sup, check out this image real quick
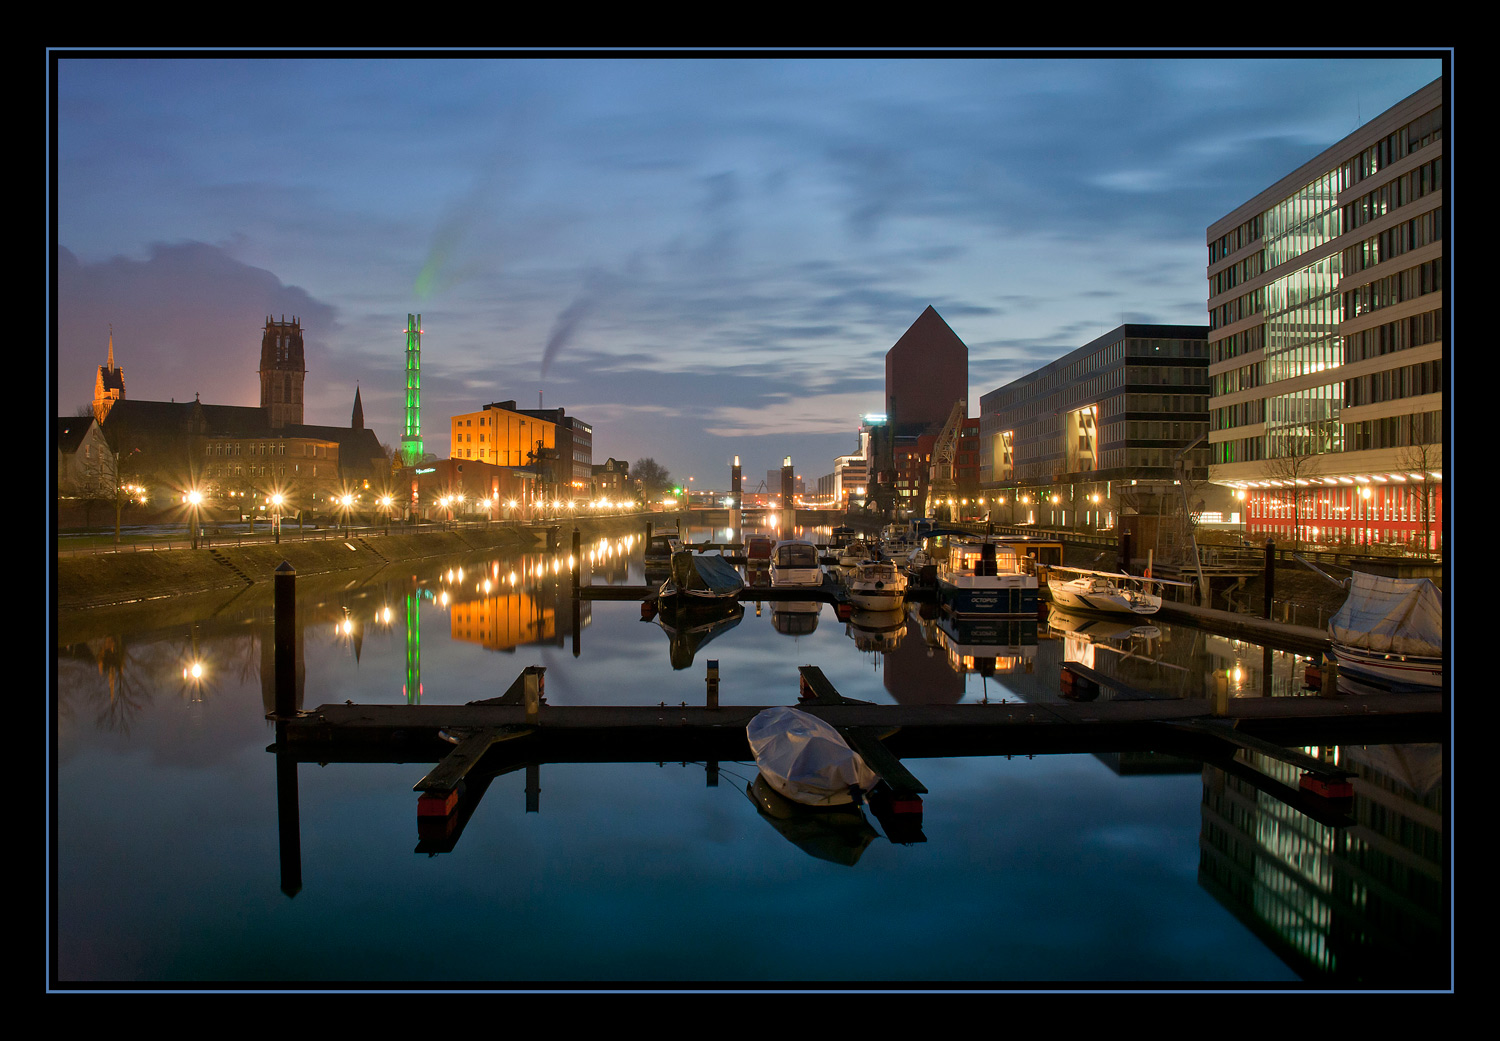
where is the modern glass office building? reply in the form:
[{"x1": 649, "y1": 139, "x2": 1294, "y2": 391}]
[
  {"x1": 978, "y1": 323, "x2": 1214, "y2": 532},
  {"x1": 1205, "y1": 78, "x2": 1444, "y2": 552}
]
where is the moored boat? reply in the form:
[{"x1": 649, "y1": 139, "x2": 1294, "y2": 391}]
[
  {"x1": 745, "y1": 705, "x2": 879, "y2": 807},
  {"x1": 1327, "y1": 571, "x2": 1443, "y2": 690},
  {"x1": 844, "y1": 557, "x2": 908, "y2": 612},
  {"x1": 770, "y1": 538, "x2": 824, "y2": 590},
  {"x1": 1045, "y1": 566, "x2": 1185, "y2": 617},
  {"x1": 934, "y1": 538, "x2": 1039, "y2": 618},
  {"x1": 656, "y1": 548, "x2": 745, "y2": 613}
]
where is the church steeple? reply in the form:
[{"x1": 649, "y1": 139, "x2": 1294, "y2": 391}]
[
  {"x1": 352, "y1": 384, "x2": 364, "y2": 430},
  {"x1": 93, "y1": 325, "x2": 125, "y2": 424}
]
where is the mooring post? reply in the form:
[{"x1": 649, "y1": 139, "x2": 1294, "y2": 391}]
[
  {"x1": 274, "y1": 560, "x2": 297, "y2": 718},
  {"x1": 1263, "y1": 538, "x2": 1276, "y2": 620},
  {"x1": 1321, "y1": 653, "x2": 1339, "y2": 697},
  {"x1": 706, "y1": 658, "x2": 720, "y2": 708},
  {"x1": 523, "y1": 665, "x2": 544, "y2": 724}
]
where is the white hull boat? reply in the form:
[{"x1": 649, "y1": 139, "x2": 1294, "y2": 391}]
[{"x1": 844, "y1": 558, "x2": 908, "y2": 611}]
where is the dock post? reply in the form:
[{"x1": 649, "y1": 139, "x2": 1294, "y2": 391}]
[
  {"x1": 706, "y1": 658, "x2": 719, "y2": 708},
  {"x1": 1263, "y1": 538, "x2": 1275, "y2": 619},
  {"x1": 1213, "y1": 670, "x2": 1229, "y2": 716},
  {"x1": 1320, "y1": 653, "x2": 1339, "y2": 697},
  {"x1": 523, "y1": 665, "x2": 544, "y2": 724},
  {"x1": 274, "y1": 560, "x2": 297, "y2": 718}
]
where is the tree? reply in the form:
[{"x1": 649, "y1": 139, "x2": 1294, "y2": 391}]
[
  {"x1": 1397, "y1": 437, "x2": 1443, "y2": 558},
  {"x1": 1262, "y1": 432, "x2": 1321, "y2": 553},
  {"x1": 633, "y1": 457, "x2": 671, "y2": 498}
]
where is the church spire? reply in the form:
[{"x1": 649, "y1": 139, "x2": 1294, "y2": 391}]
[{"x1": 352, "y1": 383, "x2": 364, "y2": 430}]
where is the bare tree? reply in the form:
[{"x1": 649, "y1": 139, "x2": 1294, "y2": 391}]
[
  {"x1": 1397, "y1": 438, "x2": 1443, "y2": 558},
  {"x1": 1262, "y1": 433, "x2": 1321, "y2": 553}
]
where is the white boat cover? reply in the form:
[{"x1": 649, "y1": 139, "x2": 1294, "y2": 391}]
[
  {"x1": 1328, "y1": 571, "x2": 1443, "y2": 657},
  {"x1": 746, "y1": 706, "x2": 878, "y2": 807}
]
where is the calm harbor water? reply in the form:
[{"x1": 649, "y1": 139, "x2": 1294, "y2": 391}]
[{"x1": 52, "y1": 523, "x2": 1447, "y2": 989}]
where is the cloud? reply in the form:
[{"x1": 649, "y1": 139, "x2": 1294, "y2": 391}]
[{"x1": 55, "y1": 242, "x2": 339, "y2": 414}]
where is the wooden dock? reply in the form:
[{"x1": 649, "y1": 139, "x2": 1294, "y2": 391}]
[{"x1": 272, "y1": 666, "x2": 1442, "y2": 779}]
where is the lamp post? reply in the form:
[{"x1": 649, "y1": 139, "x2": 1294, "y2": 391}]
[
  {"x1": 340, "y1": 493, "x2": 354, "y2": 537},
  {"x1": 187, "y1": 489, "x2": 203, "y2": 549},
  {"x1": 271, "y1": 492, "x2": 285, "y2": 544},
  {"x1": 380, "y1": 495, "x2": 393, "y2": 535}
]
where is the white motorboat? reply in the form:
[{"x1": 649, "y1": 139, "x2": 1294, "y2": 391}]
[
  {"x1": 770, "y1": 539, "x2": 824, "y2": 590},
  {"x1": 745, "y1": 706, "x2": 879, "y2": 807},
  {"x1": 836, "y1": 538, "x2": 873, "y2": 568},
  {"x1": 1328, "y1": 571, "x2": 1443, "y2": 690},
  {"x1": 844, "y1": 557, "x2": 908, "y2": 612},
  {"x1": 1046, "y1": 567, "x2": 1185, "y2": 617}
]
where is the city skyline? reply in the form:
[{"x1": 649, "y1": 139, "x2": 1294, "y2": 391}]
[{"x1": 53, "y1": 51, "x2": 1445, "y2": 490}]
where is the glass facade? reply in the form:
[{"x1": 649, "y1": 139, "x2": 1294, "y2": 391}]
[{"x1": 1205, "y1": 79, "x2": 1444, "y2": 552}]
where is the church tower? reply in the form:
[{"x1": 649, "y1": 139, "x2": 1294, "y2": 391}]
[
  {"x1": 93, "y1": 326, "x2": 125, "y2": 424},
  {"x1": 259, "y1": 316, "x2": 306, "y2": 429}
]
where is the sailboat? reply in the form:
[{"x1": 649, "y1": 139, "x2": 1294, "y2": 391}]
[{"x1": 1045, "y1": 566, "x2": 1189, "y2": 617}]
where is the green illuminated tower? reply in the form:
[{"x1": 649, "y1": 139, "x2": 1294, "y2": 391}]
[{"x1": 400, "y1": 314, "x2": 423, "y2": 465}]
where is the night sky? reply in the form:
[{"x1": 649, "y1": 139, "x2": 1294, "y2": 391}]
[{"x1": 52, "y1": 52, "x2": 1444, "y2": 491}]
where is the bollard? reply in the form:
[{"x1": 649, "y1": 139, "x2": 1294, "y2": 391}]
[
  {"x1": 274, "y1": 560, "x2": 297, "y2": 718},
  {"x1": 706, "y1": 658, "x2": 720, "y2": 708},
  {"x1": 1321, "y1": 653, "x2": 1339, "y2": 697},
  {"x1": 523, "y1": 665, "x2": 545, "y2": 724},
  {"x1": 1213, "y1": 670, "x2": 1229, "y2": 716}
]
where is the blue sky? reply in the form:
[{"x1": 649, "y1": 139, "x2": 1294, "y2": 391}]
[{"x1": 52, "y1": 51, "x2": 1445, "y2": 492}]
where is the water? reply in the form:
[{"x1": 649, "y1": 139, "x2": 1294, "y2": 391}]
[{"x1": 53, "y1": 523, "x2": 1447, "y2": 989}]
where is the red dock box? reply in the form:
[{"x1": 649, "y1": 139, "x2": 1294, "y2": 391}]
[{"x1": 417, "y1": 788, "x2": 460, "y2": 816}]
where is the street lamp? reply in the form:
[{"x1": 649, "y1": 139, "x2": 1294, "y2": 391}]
[
  {"x1": 187, "y1": 489, "x2": 203, "y2": 549},
  {"x1": 271, "y1": 492, "x2": 285, "y2": 544},
  {"x1": 340, "y1": 493, "x2": 354, "y2": 536},
  {"x1": 380, "y1": 495, "x2": 393, "y2": 535}
]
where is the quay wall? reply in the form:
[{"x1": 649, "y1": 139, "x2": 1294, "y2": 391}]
[{"x1": 55, "y1": 513, "x2": 656, "y2": 613}]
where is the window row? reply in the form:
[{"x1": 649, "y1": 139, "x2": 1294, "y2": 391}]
[
  {"x1": 1343, "y1": 359, "x2": 1444, "y2": 408},
  {"x1": 1344, "y1": 105, "x2": 1442, "y2": 187},
  {"x1": 1343, "y1": 156, "x2": 1443, "y2": 232},
  {"x1": 1208, "y1": 213, "x2": 1263, "y2": 265},
  {"x1": 1343, "y1": 205, "x2": 1442, "y2": 276},
  {"x1": 1343, "y1": 258, "x2": 1442, "y2": 318},
  {"x1": 1343, "y1": 410, "x2": 1443, "y2": 452},
  {"x1": 1343, "y1": 307, "x2": 1443, "y2": 364},
  {"x1": 1209, "y1": 324, "x2": 1264, "y2": 366}
]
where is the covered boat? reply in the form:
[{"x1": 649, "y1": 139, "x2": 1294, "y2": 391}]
[
  {"x1": 656, "y1": 548, "x2": 745, "y2": 612},
  {"x1": 746, "y1": 706, "x2": 878, "y2": 807},
  {"x1": 1327, "y1": 572, "x2": 1443, "y2": 690}
]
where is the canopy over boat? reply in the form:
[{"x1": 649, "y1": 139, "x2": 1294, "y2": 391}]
[
  {"x1": 746, "y1": 706, "x2": 878, "y2": 807},
  {"x1": 1047, "y1": 565, "x2": 1193, "y2": 587},
  {"x1": 663, "y1": 549, "x2": 745, "y2": 600},
  {"x1": 1328, "y1": 571, "x2": 1443, "y2": 657}
]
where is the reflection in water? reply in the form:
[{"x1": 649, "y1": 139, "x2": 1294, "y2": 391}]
[
  {"x1": 1197, "y1": 742, "x2": 1444, "y2": 985},
  {"x1": 745, "y1": 774, "x2": 880, "y2": 867},
  {"x1": 55, "y1": 520, "x2": 1447, "y2": 985},
  {"x1": 655, "y1": 601, "x2": 744, "y2": 671}
]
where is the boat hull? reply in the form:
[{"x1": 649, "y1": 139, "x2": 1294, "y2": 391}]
[
  {"x1": 1331, "y1": 643, "x2": 1443, "y2": 690},
  {"x1": 1048, "y1": 580, "x2": 1160, "y2": 617},
  {"x1": 936, "y1": 574, "x2": 1038, "y2": 618}
]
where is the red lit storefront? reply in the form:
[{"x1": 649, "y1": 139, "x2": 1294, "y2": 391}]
[{"x1": 1243, "y1": 479, "x2": 1443, "y2": 553}]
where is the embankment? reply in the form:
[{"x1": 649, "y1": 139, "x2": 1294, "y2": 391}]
[{"x1": 55, "y1": 513, "x2": 663, "y2": 613}]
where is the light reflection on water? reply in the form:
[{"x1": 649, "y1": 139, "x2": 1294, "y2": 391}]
[{"x1": 52, "y1": 522, "x2": 1445, "y2": 987}]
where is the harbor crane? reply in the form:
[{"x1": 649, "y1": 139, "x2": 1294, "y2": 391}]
[{"x1": 927, "y1": 401, "x2": 965, "y2": 520}]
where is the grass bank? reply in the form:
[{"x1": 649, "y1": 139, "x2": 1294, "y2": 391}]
[{"x1": 55, "y1": 513, "x2": 664, "y2": 612}]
